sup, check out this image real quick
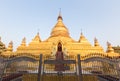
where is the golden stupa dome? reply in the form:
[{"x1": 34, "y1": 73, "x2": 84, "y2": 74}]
[{"x1": 50, "y1": 13, "x2": 70, "y2": 37}]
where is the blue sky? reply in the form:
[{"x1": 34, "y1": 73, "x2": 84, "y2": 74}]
[{"x1": 0, "y1": 0, "x2": 120, "y2": 51}]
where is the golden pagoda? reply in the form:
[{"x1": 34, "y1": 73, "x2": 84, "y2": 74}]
[
  {"x1": 1, "y1": 12, "x2": 119, "y2": 58},
  {"x1": 0, "y1": 37, "x2": 6, "y2": 54}
]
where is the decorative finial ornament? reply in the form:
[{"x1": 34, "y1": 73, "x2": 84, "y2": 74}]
[
  {"x1": 107, "y1": 41, "x2": 111, "y2": 47},
  {"x1": 80, "y1": 29, "x2": 83, "y2": 36},
  {"x1": 94, "y1": 37, "x2": 98, "y2": 43},
  {"x1": 94, "y1": 37, "x2": 99, "y2": 46},
  {"x1": 57, "y1": 8, "x2": 63, "y2": 21},
  {"x1": 21, "y1": 37, "x2": 26, "y2": 46},
  {"x1": 94, "y1": 37, "x2": 97, "y2": 42},
  {"x1": 106, "y1": 41, "x2": 114, "y2": 53},
  {"x1": 59, "y1": 8, "x2": 61, "y2": 16},
  {"x1": 32, "y1": 32, "x2": 41, "y2": 42},
  {"x1": 79, "y1": 31, "x2": 85, "y2": 42},
  {"x1": 22, "y1": 37, "x2": 26, "y2": 43},
  {"x1": 9, "y1": 41, "x2": 13, "y2": 47},
  {"x1": 7, "y1": 41, "x2": 13, "y2": 52},
  {"x1": 37, "y1": 32, "x2": 39, "y2": 36}
]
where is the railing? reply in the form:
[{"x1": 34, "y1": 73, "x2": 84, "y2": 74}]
[
  {"x1": 1, "y1": 73, "x2": 22, "y2": 81},
  {"x1": 0, "y1": 55, "x2": 40, "y2": 81},
  {"x1": 0, "y1": 54, "x2": 120, "y2": 81}
]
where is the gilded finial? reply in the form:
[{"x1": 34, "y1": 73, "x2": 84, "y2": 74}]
[
  {"x1": 79, "y1": 32, "x2": 84, "y2": 42},
  {"x1": 94, "y1": 37, "x2": 97, "y2": 42},
  {"x1": 7, "y1": 41, "x2": 13, "y2": 52},
  {"x1": 80, "y1": 28, "x2": 83, "y2": 36},
  {"x1": 94, "y1": 37, "x2": 99, "y2": 46},
  {"x1": 80, "y1": 31, "x2": 83, "y2": 37},
  {"x1": 107, "y1": 41, "x2": 111, "y2": 47},
  {"x1": 22, "y1": 37, "x2": 26, "y2": 43},
  {"x1": 59, "y1": 8, "x2": 61, "y2": 16},
  {"x1": 106, "y1": 41, "x2": 114, "y2": 53},
  {"x1": 9, "y1": 41, "x2": 13, "y2": 45},
  {"x1": 21, "y1": 37, "x2": 26, "y2": 46},
  {"x1": 9, "y1": 41, "x2": 13, "y2": 47},
  {"x1": 57, "y1": 8, "x2": 63, "y2": 21},
  {"x1": 37, "y1": 32, "x2": 39, "y2": 36},
  {"x1": 32, "y1": 32, "x2": 41, "y2": 42}
]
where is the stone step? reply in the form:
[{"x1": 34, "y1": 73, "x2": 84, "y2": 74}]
[{"x1": 22, "y1": 74, "x2": 98, "y2": 81}]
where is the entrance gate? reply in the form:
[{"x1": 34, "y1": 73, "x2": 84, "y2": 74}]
[{"x1": 41, "y1": 55, "x2": 79, "y2": 81}]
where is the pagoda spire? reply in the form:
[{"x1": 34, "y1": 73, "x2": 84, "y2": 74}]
[
  {"x1": 80, "y1": 29, "x2": 83, "y2": 38},
  {"x1": 0, "y1": 37, "x2": 6, "y2": 53},
  {"x1": 94, "y1": 37, "x2": 100, "y2": 46},
  {"x1": 79, "y1": 32, "x2": 84, "y2": 41},
  {"x1": 78, "y1": 32, "x2": 91, "y2": 45},
  {"x1": 34, "y1": 32, "x2": 41, "y2": 41},
  {"x1": 21, "y1": 37, "x2": 26, "y2": 46},
  {"x1": 57, "y1": 8, "x2": 63, "y2": 21},
  {"x1": 30, "y1": 32, "x2": 41, "y2": 43},
  {"x1": 7, "y1": 41, "x2": 13, "y2": 52},
  {"x1": 50, "y1": 10, "x2": 70, "y2": 37},
  {"x1": 106, "y1": 41, "x2": 114, "y2": 53}
]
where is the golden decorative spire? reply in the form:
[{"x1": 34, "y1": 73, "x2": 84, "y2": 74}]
[
  {"x1": 7, "y1": 41, "x2": 13, "y2": 52},
  {"x1": 57, "y1": 8, "x2": 63, "y2": 21},
  {"x1": 106, "y1": 41, "x2": 114, "y2": 53},
  {"x1": 28, "y1": 32, "x2": 41, "y2": 46},
  {"x1": 32, "y1": 32, "x2": 41, "y2": 42},
  {"x1": 79, "y1": 32, "x2": 85, "y2": 41},
  {"x1": 21, "y1": 37, "x2": 26, "y2": 46},
  {"x1": 8, "y1": 41, "x2": 13, "y2": 48},
  {"x1": 0, "y1": 37, "x2": 6, "y2": 52},
  {"x1": 80, "y1": 32, "x2": 84, "y2": 39},
  {"x1": 50, "y1": 11, "x2": 70, "y2": 37},
  {"x1": 79, "y1": 32, "x2": 91, "y2": 45},
  {"x1": 94, "y1": 37, "x2": 100, "y2": 46}
]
